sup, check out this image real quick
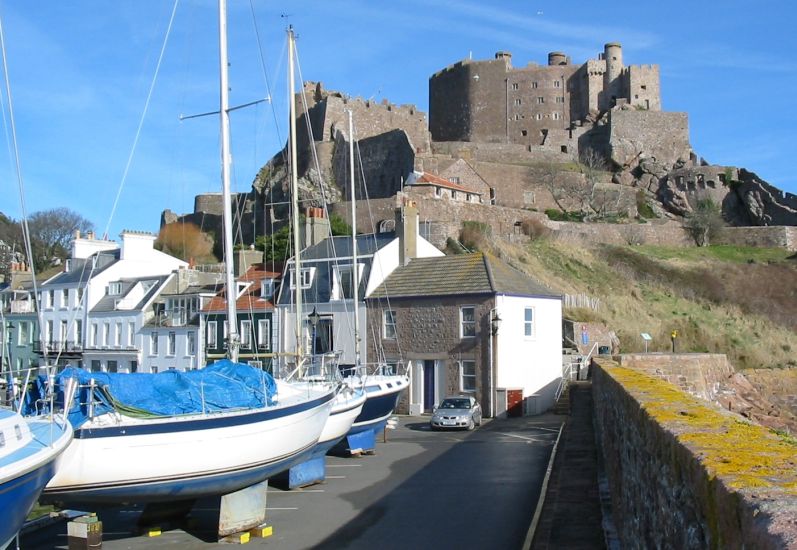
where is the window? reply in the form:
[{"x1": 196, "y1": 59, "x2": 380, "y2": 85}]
[
  {"x1": 167, "y1": 331, "x2": 176, "y2": 355},
  {"x1": 535, "y1": 113, "x2": 543, "y2": 120},
  {"x1": 103, "y1": 323, "x2": 110, "y2": 346},
  {"x1": 536, "y1": 96, "x2": 544, "y2": 104},
  {"x1": 554, "y1": 80, "x2": 561, "y2": 88},
  {"x1": 314, "y1": 319, "x2": 334, "y2": 354},
  {"x1": 552, "y1": 112, "x2": 561, "y2": 120},
  {"x1": 75, "y1": 320, "x2": 82, "y2": 345},
  {"x1": 461, "y1": 360, "x2": 476, "y2": 392},
  {"x1": 77, "y1": 287, "x2": 84, "y2": 304},
  {"x1": 521, "y1": 130, "x2": 528, "y2": 137},
  {"x1": 60, "y1": 320, "x2": 68, "y2": 343},
  {"x1": 90, "y1": 360, "x2": 101, "y2": 372},
  {"x1": 261, "y1": 279, "x2": 275, "y2": 300},
  {"x1": 150, "y1": 332, "x2": 158, "y2": 355},
  {"x1": 513, "y1": 98, "x2": 521, "y2": 106},
  {"x1": 289, "y1": 268, "x2": 313, "y2": 289},
  {"x1": 46, "y1": 320, "x2": 53, "y2": 344},
  {"x1": 114, "y1": 323, "x2": 122, "y2": 346},
  {"x1": 90, "y1": 323, "x2": 98, "y2": 347},
  {"x1": 383, "y1": 310, "x2": 397, "y2": 340},
  {"x1": 128, "y1": 322, "x2": 135, "y2": 346},
  {"x1": 257, "y1": 319, "x2": 270, "y2": 349},
  {"x1": 130, "y1": 360, "x2": 138, "y2": 373},
  {"x1": 61, "y1": 289, "x2": 68, "y2": 308},
  {"x1": 47, "y1": 290, "x2": 54, "y2": 308},
  {"x1": 555, "y1": 96, "x2": 565, "y2": 103},
  {"x1": 532, "y1": 81, "x2": 538, "y2": 89},
  {"x1": 108, "y1": 282, "x2": 122, "y2": 296},
  {"x1": 151, "y1": 366, "x2": 159, "y2": 374},
  {"x1": 187, "y1": 332, "x2": 196, "y2": 355},
  {"x1": 334, "y1": 266, "x2": 356, "y2": 300},
  {"x1": 460, "y1": 306, "x2": 476, "y2": 338},
  {"x1": 511, "y1": 82, "x2": 518, "y2": 90},
  {"x1": 240, "y1": 321, "x2": 252, "y2": 348},
  {"x1": 524, "y1": 307, "x2": 535, "y2": 337},
  {"x1": 107, "y1": 360, "x2": 118, "y2": 373},
  {"x1": 207, "y1": 321, "x2": 217, "y2": 348},
  {"x1": 18, "y1": 322, "x2": 29, "y2": 345},
  {"x1": 448, "y1": 176, "x2": 460, "y2": 184}
]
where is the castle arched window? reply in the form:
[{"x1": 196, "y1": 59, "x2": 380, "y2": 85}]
[
  {"x1": 511, "y1": 83, "x2": 519, "y2": 90},
  {"x1": 535, "y1": 113, "x2": 543, "y2": 120},
  {"x1": 514, "y1": 98, "x2": 522, "y2": 106}
]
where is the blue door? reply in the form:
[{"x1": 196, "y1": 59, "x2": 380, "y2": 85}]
[{"x1": 423, "y1": 360, "x2": 435, "y2": 412}]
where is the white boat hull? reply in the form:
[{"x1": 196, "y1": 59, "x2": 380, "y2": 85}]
[{"x1": 43, "y1": 383, "x2": 334, "y2": 503}]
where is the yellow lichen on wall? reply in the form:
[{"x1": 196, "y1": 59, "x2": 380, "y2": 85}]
[{"x1": 599, "y1": 360, "x2": 797, "y2": 494}]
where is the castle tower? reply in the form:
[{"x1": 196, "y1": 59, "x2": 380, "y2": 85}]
[
  {"x1": 603, "y1": 42, "x2": 624, "y2": 108},
  {"x1": 548, "y1": 51, "x2": 568, "y2": 66}
]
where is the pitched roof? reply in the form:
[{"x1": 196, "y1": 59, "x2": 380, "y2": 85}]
[
  {"x1": 91, "y1": 275, "x2": 170, "y2": 313},
  {"x1": 43, "y1": 250, "x2": 120, "y2": 286},
  {"x1": 410, "y1": 171, "x2": 481, "y2": 194},
  {"x1": 202, "y1": 263, "x2": 279, "y2": 313},
  {"x1": 367, "y1": 252, "x2": 559, "y2": 299}
]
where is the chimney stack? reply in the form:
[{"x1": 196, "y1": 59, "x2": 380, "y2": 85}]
[
  {"x1": 396, "y1": 201, "x2": 419, "y2": 266},
  {"x1": 234, "y1": 245, "x2": 263, "y2": 277},
  {"x1": 303, "y1": 207, "x2": 331, "y2": 249}
]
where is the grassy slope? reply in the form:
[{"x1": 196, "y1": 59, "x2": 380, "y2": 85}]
[{"x1": 500, "y1": 239, "x2": 797, "y2": 370}]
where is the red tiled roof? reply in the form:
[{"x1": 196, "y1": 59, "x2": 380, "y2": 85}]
[
  {"x1": 412, "y1": 172, "x2": 481, "y2": 194},
  {"x1": 201, "y1": 263, "x2": 279, "y2": 313}
]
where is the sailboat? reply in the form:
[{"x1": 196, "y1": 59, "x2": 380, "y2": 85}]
[
  {"x1": 274, "y1": 32, "x2": 366, "y2": 489},
  {"x1": 0, "y1": 408, "x2": 72, "y2": 549},
  {"x1": 36, "y1": 1, "x2": 335, "y2": 507}
]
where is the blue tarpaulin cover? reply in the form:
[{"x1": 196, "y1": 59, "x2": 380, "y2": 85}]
[{"x1": 25, "y1": 360, "x2": 277, "y2": 428}]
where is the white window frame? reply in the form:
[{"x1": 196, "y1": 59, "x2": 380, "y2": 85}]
[
  {"x1": 102, "y1": 322, "x2": 110, "y2": 346},
  {"x1": 460, "y1": 360, "x2": 476, "y2": 392},
  {"x1": 187, "y1": 332, "x2": 196, "y2": 355},
  {"x1": 257, "y1": 319, "x2": 270, "y2": 349},
  {"x1": 75, "y1": 320, "x2": 82, "y2": 345},
  {"x1": 108, "y1": 282, "x2": 122, "y2": 296},
  {"x1": 524, "y1": 307, "x2": 535, "y2": 338},
  {"x1": 167, "y1": 331, "x2": 176, "y2": 356},
  {"x1": 127, "y1": 322, "x2": 135, "y2": 347},
  {"x1": 60, "y1": 289, "x2": 68, "y2": 309},
  {"x1": 460, "y1": 306, "x2": 476, "y2": 339},
  {"x1": 207, "y1": 321, "x2": 218, "y2": 348},
  {"x1": 383, "y1": 310, "x2": 397, "y2": 340},
  {"x1": 90, "y1": 323, "x2": 98, "y2": 347},
  {"x1": 150, "y1": 332, "x2": 158, "y2": 355},
  {"x1": 240, "y1": 320, "x2": 252, "y2": 348},
  {"x1": 289, "y1": 267, "x2": 314, "y2": 290},
  {"x1": 261, "y1": 279, "x2": 275, "y2": 299},
  {"x1": 114, "y1": 322, "x2": 122, "y2": 346}
]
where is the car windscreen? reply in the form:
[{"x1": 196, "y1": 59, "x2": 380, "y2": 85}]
[{"x1": 440, "y1": 399, "x2": 470, "y2": 409}]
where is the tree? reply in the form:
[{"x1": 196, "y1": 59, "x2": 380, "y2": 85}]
[
  {"x1": 27, "y1": 208, "x2": 94, "y2": 271},
  {"x1": 155, "y1": 222, "x2": 216, "y2": 263},
  {"x1": 255, "y1": 224, "x2": 292, "y2": 263},
  {"x1": 684, "y1": 198, "x2": 724, "y2": 246}
]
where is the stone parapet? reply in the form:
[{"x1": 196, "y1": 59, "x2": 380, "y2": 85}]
[
  {"x1": 593, "y1": 358, "x2": 797, "y2": 549},
  {"x1": 716, "y1": 226, "x2": 797, "y2": 251},
  {"x1": 616, "y1": 353, "x2": 734, "y2": 402}
]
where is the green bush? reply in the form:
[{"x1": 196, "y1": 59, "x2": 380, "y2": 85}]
[{"x1": 545, "y1": 209, "x2": 584, "y2": 222}]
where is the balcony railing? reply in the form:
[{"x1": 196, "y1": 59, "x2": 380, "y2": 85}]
[
  {"x1": 10, "y1": 300, "x2": 34, "y2": 314},
  {"x1": 33, "y1": 341, "x2": 83, "y2": 354}
]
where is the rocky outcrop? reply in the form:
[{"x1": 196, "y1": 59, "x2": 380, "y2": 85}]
[{"x1": 733, "y1": 169, "x2": 797, "y2": 226}]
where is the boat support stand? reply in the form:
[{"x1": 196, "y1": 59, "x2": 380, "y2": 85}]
[{"x1": 218, "y1": 479, "x2": 271, "y2": 543}]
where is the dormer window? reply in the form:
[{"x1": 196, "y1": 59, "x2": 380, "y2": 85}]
[
  {"x1": 108, "y1": 282, "x2": 122, "y2": 296},
  {"x1": 261, "y1": 279, "x2": 275, "y2": 300},
  {"x1": 289, "y1": 268, "x2": 314, "y2": 290},
  {"x1": 236, "y1": 282, "x2": 249, "y2": 298}
]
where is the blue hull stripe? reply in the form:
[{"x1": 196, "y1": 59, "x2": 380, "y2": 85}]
[
  {"x1": 351, "y1": 390, "x2": 401, "y2": 428},
  {"x1": 75, "y1": 391, "x2": 334, "y2": 439},
  {"x1": 0, "y1": 460, "x2": 57, "y2": 545}
]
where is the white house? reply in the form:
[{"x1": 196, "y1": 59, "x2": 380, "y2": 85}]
[{"x1": 36, "y1": 230, "x2": 187, "y2": 368}]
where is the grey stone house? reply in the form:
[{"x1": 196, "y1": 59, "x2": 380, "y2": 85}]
[{"x1": 366, "y1": 252, "x2": 562, "y2": 417}]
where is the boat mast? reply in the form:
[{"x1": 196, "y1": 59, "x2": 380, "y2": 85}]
[
  {"x1": 288, "y1": 27, "x2": 304, "y2": 362},
  {"x1": 348, "y1": 111, "x2": 361, "y2": 372},
  {"x1": 219, "y1": 0, "x2": 239, "y2": 362}
]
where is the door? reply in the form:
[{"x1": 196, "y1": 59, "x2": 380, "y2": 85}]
[
  {"x1": 507, "y1": 389, "x2": 523, "y2": 417},
  {"x1": 423, "y1": 360, "x2": 436, "y2": 412}
]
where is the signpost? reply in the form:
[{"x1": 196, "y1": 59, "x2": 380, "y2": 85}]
[{"x1": 640, "y1": 333, "x2": 652, "y2": 353}]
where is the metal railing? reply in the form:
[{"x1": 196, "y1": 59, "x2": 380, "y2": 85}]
[{"x1": 554, "y1": 342, "x2": 599, "y2": 404}]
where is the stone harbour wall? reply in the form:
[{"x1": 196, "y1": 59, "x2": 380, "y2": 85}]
[
  {"x1": 616, "y1": 353, "x2": 734, "y2": 402},
  {"x1": 592, "y1": 358, "x2": 797, "y2": 549}
]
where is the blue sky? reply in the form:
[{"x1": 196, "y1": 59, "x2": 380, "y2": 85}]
[{"x1": 1, "y1": 1, "x2": 795, "y2": 237}]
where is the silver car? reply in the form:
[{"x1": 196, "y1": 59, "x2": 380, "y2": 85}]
[{"x1": 430, "y1": 396, "x2": 482, "y2": 430}]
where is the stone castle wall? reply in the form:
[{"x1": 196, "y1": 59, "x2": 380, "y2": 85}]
[
  {"x1": 609, "y1": 109, "x2": 691, "y2": 168},
  {"x1": 715, "y1": 225, "x2": 797, "y2": 251},
  {"x1": 593, "y1": 358, "x2": 797, "y2": 549},
  {"x1": 429, "y1": 43, "x2": 662, "y2": 146},
  {"x1": 615, "y1": 353, "x2": 734, "y2": 402}
]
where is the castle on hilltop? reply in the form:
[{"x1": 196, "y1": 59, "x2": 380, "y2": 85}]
[{"x1": 430, "y1": 43, "x2": 661, "y2": 148}]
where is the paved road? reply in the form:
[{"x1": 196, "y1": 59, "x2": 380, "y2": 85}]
[{"x1": 22, "y1": 414, "x2": 562, "y2": 550}]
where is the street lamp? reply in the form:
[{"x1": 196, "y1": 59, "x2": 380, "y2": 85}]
[
  {"x1": 307, "y1": 307, "x2": 321, "y2": 356},
  {"x1": 490, "y1": 311, "x2": 502, "y2": 336}
]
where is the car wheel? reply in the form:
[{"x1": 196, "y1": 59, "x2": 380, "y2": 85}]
[{"x1": 467, "y1": 418, "x2": 475, "y2": 431}]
